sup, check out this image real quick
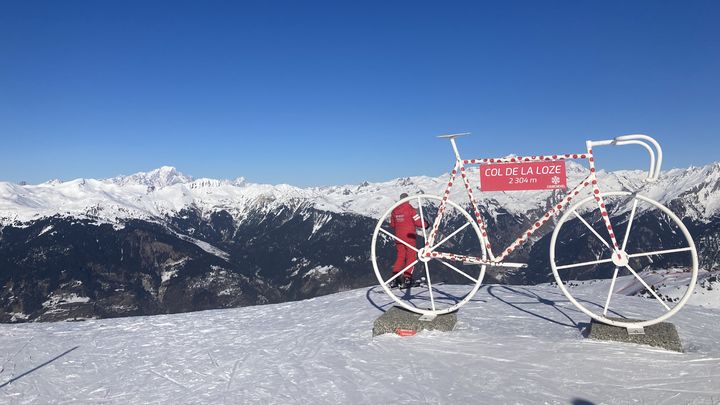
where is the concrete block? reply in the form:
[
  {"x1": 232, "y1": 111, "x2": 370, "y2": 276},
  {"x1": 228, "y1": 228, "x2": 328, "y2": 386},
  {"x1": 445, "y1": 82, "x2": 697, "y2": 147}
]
[
  {"x1": 588, "y1": 317, "x2": 683, "y2": 352},
  {"x1": 373, "y1": 306, "x2": 457, "y2": 337}
]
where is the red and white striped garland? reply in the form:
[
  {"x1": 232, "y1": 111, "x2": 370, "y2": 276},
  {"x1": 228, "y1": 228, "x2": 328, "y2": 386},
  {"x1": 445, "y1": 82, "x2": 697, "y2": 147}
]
[
  {"x1": 425, "y1": 147, "x2": 620, "y2": 263},
  {"x1": 462, "y1": 152, "x2": 589, "y2": 165}
]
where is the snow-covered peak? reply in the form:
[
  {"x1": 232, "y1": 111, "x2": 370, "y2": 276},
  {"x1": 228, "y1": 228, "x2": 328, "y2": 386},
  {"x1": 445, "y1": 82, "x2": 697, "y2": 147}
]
[
  {"x1": 233, "y1": 177, "x2": 247, "y2": 187},
  {"x1": 41, "y1": 179, "x2": 64, "y2": 186},
  {"x1": 0, "y1": 162, "x2": 718, "y2": 225},
  {"x1": 106, "y1": 166, "x2": 194, "y2": 189}
]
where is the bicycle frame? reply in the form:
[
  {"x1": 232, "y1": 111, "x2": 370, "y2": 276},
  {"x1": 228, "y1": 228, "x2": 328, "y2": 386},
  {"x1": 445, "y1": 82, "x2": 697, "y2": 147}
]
[
  {"x1": 423, "y1": 135, "x2": 662, "y2": 268},
  {"x1": 372, "y1": 132, "x2": 697, "y2": 324}
]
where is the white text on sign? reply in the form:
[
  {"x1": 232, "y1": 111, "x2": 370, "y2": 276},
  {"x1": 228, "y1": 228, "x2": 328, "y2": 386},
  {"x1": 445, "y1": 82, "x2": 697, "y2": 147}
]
[{"x1": 480, "y1": 161, "x2": 568, "y2": 191}]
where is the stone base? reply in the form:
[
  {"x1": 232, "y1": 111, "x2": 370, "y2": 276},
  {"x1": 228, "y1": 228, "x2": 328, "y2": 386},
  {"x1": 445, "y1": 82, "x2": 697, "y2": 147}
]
[
  {"x1": 588, "y1": 318, "x2": 683, "y2": 352},
  {"x1": 373, "y1": 306, "x2": 457, "y2": 337}
]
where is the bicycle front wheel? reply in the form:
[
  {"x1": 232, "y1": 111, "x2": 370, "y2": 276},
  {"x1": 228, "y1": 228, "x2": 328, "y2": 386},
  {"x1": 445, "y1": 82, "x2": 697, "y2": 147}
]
[
  {"x1": 371, "y1": 194, "x2": 487, "y2": 316},
  {"x1": 550, "y1": 192, "x2": 698, "y2": 328}
]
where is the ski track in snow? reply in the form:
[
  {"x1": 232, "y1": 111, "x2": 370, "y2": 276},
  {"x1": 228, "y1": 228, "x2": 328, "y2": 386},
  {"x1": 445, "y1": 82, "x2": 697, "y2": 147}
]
[{"x1": 0, "y1": 285, "x2": 719, "y2": 404}]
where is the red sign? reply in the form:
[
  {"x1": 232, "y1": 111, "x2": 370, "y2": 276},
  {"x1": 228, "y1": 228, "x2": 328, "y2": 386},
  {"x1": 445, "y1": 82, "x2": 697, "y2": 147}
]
[
  {"x1": 395, "y1": 328, "x2": 417, "y2": 337},
  {"x1": 480, "y1": 161, "x2": 567, "y2": 191}
]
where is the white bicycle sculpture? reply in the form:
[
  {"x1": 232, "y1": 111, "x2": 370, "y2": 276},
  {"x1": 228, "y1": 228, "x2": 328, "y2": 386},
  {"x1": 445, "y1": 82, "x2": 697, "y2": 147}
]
[{"x1": 371, "y1": 133, "x2": 698, "y2": 328}]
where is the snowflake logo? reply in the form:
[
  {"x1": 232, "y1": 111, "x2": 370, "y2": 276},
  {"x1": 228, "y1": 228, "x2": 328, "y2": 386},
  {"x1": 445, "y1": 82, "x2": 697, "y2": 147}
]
[{"x1": 551, "y1": 175, "x2": 560, "y2": 185}]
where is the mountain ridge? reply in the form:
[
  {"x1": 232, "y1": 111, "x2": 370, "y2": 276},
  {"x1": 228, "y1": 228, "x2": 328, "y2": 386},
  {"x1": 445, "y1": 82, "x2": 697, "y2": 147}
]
[
  {"x1": 2, "y1": 161, "x2": 719, "y2": 226},
  {"x1": 1, "y1": 162, "x2": 718, "y2": 323}
]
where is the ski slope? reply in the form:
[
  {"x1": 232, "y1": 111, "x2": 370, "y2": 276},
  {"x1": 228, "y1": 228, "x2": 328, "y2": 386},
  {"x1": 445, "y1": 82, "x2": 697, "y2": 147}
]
[{"x1": 1, "y1": 283, "x2": 719, "y2": 404}]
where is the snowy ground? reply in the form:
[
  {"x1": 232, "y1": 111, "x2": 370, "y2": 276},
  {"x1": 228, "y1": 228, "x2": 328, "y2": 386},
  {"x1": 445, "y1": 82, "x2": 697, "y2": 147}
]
[{"x1": 1, "y1": 283, "x2": 719, "y2": 404}]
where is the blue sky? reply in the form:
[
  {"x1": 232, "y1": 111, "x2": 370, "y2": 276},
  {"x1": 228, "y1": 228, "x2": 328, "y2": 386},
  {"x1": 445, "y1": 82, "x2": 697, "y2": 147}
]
[{"x1": 1, "y1": 1, "x2": 718, "y2": 186}]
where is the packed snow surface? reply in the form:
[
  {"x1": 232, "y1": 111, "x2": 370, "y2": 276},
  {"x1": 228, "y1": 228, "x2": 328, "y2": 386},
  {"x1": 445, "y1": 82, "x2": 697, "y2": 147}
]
[{"x1": 1, "y1": 284, "x2": 719, "y2": 404}]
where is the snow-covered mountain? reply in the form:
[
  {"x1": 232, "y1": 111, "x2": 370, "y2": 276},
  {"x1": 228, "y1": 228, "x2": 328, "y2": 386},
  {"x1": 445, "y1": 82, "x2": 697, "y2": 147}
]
[
  {"x1": 0, "y1": 162, "x2": 718, "y2": 322},
  {"x1": 2, "y1": 161, "x2": 720, "y2": 225},
  {"x1": 105, "y1": 165, "x2": 195, "y2": 189},
  {"x1": 0, "y1": 284, "x2": 718, "y2": 404}
]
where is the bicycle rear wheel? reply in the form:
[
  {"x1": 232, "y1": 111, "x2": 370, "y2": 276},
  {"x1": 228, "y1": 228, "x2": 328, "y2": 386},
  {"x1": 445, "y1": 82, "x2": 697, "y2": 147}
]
[
  {"x1": 370, "y1": 195, "x2": 487, "y2": 315},
  {"x1": 550, "y1": 192, "x2": 698, "y2": 328}
]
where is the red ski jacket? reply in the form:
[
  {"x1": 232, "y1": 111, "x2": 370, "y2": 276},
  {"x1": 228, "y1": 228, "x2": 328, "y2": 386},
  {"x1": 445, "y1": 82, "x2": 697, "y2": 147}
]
[{"x1": 390, "y1": 202, "x2": 426, "y2": 239}]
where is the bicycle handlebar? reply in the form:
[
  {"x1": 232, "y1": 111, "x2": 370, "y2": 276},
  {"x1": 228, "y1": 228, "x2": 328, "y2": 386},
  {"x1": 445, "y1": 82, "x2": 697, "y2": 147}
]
[{"x1": 590, "y1": 134, "x2": 663, "y2": 182}]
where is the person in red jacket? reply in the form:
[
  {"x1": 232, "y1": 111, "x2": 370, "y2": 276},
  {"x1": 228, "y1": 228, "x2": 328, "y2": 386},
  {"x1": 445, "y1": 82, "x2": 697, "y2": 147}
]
[{"x1": 389, "y1": 193, "x2": 428, "y2": 288}]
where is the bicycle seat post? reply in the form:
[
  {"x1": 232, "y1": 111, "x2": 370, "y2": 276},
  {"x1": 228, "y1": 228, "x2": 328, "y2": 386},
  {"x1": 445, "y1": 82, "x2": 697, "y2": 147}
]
[{"x1": 437, "y1": 132, "x2": 470, "y2": 161}]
